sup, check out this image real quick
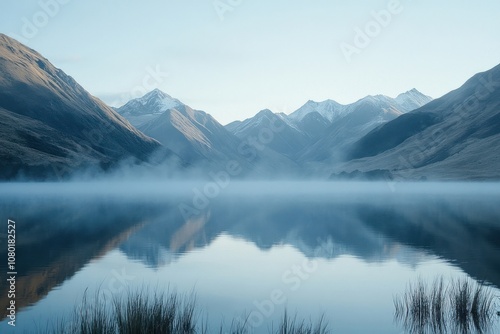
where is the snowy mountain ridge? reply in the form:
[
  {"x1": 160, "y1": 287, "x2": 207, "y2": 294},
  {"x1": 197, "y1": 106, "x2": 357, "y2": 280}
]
[
  {"x1": 288, "y1": 89, "x2": 432, "y2": 123},
  {"x1": 117, "y1": 88, "x2": 183, "y2": 117},
  {"x1": 288, "y1": 100, "x2": 349, "y2": 123}
]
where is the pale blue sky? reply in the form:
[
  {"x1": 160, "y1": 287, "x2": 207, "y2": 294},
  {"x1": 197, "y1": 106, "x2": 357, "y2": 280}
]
[{"x1": 2, "y1": 0, "x2": 500, "y2": 124}]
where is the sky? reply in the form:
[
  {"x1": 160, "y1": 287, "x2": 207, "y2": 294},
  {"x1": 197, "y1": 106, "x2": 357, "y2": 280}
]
[{"x1": 2, "y1": 0, "x2": 500, "y2": 125}]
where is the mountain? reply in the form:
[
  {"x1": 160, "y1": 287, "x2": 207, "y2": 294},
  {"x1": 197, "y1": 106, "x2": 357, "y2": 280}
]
[
  {"x1": 296, "y1": 112, "x2": 330, "y2": 140},
  {"x1": 226, "y1": 91, "x2": 432, "y2": 163},
  {"x1": 395, "y1": 88, "x2": 433, "y2": 112},
  {"x1": 116, "y1": 89, "x2": 184, "y2": 127},
  {"x1": 0, "y1": 34, "x2": 162, "y2": 180},
  {"x1": 138, "y1": 103, "x2": 244, "y2": 163},
  {"x1": 288, "y1": 90, "x2": 431, "y2": 125},
  {"x1": 335, "y1": 64, "x2": 500, "y2": 180},
  {"x1": 119, "y1": 92, "x2": 298, "y2": 173},
  {"x1": 225, "y1": 109, "x2": 310, "y2": 158},
  {"x1": 288, "y1": 99, "x2": 349, "y2": 123},
  {"x1": 298, "y1": 92, "x2": 432, "y2": 163}
]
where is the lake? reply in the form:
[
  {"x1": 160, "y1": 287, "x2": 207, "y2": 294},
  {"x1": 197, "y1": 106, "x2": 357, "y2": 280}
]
[{"x1": 1, "y1": 181, "x2": 500, "y2": 333}]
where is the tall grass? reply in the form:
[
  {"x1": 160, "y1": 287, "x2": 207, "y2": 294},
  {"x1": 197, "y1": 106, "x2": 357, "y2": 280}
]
[
  {"x1": 430, "y1": 277, "x2": 446, "y2": 333},
  {"x1": 113, "y1": 289, "x2": 196, "y2": 334},
  {"x1": 44, "y1": 288, "x2": 330, "y2": 334},
  {"x1": 276, "y1": 311, "x2": 328, "y2": 334},
  {"x1": 394, "y1": 276, "x2": 497, "y2": 334},
  {"x1": 76, "y1": 290, "x2": 116, "y2": 334}
]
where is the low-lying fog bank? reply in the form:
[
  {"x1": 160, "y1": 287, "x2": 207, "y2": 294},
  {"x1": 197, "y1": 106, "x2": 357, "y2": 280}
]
[{"x1": 1, "y1": 180, "x2": 500, "y2": 199}]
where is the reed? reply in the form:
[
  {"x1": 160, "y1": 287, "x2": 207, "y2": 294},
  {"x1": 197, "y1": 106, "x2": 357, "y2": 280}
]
[
  {"x1": 44, "y1": 288, "x2": 330, "y2": 334},
  {"x1": 276, "y1": 311, "x2": 328, "y2": 334},
  {"x1": 394, "y1": 276, "x2": 497, "y2": 333}
]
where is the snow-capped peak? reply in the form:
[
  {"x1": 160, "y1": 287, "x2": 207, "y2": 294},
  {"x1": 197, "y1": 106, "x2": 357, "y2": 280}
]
[
  {"x1": 288, "y1": 99, "x2": 348, "y2": 123},
  {"x1": 255, "y1": 109, "x2": 275, "y2": 118},
  {"x1": 287, "y1": 90, "x2": 433, "y2": 124},
  {"x1": 394, "y1": 89, "x2": 433, "y2": 112},
  {"x1": 142, "y1": 88, "x2": 169, "y2": 101},
  {"x1": 135, "y1": 89, "x2": 182, "y2": 112},
  {"x1": 117, "y1": 89, "x2": 184, "y2": 116}
]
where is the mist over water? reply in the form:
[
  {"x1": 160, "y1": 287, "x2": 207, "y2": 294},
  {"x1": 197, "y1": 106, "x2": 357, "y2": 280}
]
[
  {"x1": 1, "y1": 181, "x2": 500, "y2": 333},
  {"x1": 2, "y1": 180, "x2": 500, "y2": 198}
]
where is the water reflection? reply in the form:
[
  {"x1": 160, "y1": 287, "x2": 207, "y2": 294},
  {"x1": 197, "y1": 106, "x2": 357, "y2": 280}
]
[
  {"x1": 1, "y1": 183, "x2": 500, "y2": 329},
  {"x1": 0, "y1": 197, "x2": 163, "y2": 318},
  {"x1": 118, "y1": 193, "x2": 500, "y2": 290}
]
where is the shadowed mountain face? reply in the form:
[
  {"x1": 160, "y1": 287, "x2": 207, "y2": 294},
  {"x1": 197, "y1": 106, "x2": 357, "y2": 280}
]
[
  {"x1": 296, "y1": 112, "x2": 330, "y2": 140},
  {"x1": 138, "y1": 104, "x2": 245, "y2": 163},
  {"x1": 0, "y1": 34, "x2": 163, "y2": 180},
  {"x1": 337, "y1": 64, "x2": 500, "y2": 180},
  {"x1": 226, "y1": 109, "x2": 310, "y2": 158}
]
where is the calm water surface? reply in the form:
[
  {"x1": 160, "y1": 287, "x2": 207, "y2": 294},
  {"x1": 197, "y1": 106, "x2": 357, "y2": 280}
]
[{"x1": 0, "y1": 182, "x2": 499, "y2": 333}]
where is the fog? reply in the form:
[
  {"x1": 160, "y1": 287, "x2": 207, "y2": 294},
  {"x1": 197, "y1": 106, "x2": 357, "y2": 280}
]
[{"x1": 2, "y1": 179, "x2": 500, "y2": 201}]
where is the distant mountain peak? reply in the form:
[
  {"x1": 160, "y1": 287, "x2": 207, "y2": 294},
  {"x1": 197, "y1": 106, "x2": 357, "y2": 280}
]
[
  {"x1": 362, "y1": 94, "x2": 390, "y2": 102},
  {"x1": 394, "y1": 89, "x2": 432, "y2": 112},
  {"x1": 117, "y1": 89, "x2": 183, "y2": 117},
  {"x1": 396, "y1": 88, "x2": 427, "y2": 98},
  {"x1": 255, "y1": 109, "x2": 275, "y2": 118},
  {"x1": 289, "y1": 99, "x2": 347, "y2": 123},
  {"x1": 288, "y1": 89, "x2": 433, "y2": 124},
  {"x1": 146, "y1": 88, "x2": 168, "y2": 99},
  {"x1": 136, "y1": 89, "x2": 178, "y2": 106},
  {"x1": 303, "y1": 99, "x2": 342, "y2": 107}
]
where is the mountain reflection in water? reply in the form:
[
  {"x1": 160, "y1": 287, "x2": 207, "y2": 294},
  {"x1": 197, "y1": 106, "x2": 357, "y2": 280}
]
[{"x1": 0, "y1": 182, "x2": 499, "y2": 332}]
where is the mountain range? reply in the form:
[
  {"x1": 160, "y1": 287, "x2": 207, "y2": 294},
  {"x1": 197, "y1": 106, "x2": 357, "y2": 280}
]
[
  {"x1": 224, "y1": 90, "x2": 432, "y2": 165},
  {"x1": 0, "y1": 33, "x2": 499, "y2": 180},
  {"x1": 116, "y1": 86, "x2": 430, "y2": 172},
  {"x1": 116, "y1": 90, "x2": 298, "y2": 174}
]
